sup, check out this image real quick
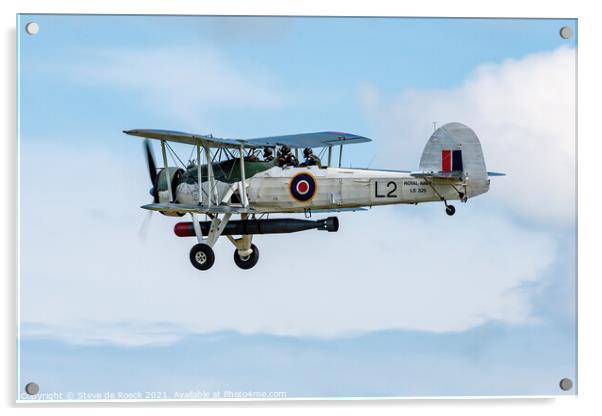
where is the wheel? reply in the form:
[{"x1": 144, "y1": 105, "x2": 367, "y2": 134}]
[
  {"x1": 189, "y1": 244, "x2": 215, "y2": 270},
  {"x1": 446, "y1": 205, "x2": 456, "y2": 216},
  {"x1": 233, "y1": 244, "x2": 260, "y2": 270}
]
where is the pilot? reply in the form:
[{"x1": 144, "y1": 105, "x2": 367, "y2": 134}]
[
  {"x1": 277, "y1": 145, "x2": 298, "y2": 167},
  {"x1": 300, "y1": 147, "x2": 321, "y2": 167},
  {"x1": 263, "y1": 147, "x2": 274, "y2": 162},
  {"x1": 245, "y1": 151, "x2": 259, "y2": 162}
]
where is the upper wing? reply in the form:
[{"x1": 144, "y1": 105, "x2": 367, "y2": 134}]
[
  {"x1": 245, "y1": 131, "x2": 371, "y2": 148},
  {"x1": 124, "y1": 129, "x2": 371, "y2": 149},
  {"x1": 123, "y1": 129, "x2": 244, "y2": 149}
]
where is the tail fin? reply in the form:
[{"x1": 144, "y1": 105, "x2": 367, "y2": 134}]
[{"x1": 418, "y1": 122, "x2": 489, "y2": 196}]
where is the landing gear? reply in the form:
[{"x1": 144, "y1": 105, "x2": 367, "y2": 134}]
[
  {"x1": 233, "y1": 244, "x2": 260, "y2": 270},
  {"x1": 187, "y1": 212, "x2": 261, "y2": 271},
  {"x1": 425, "y1": 179, "x2": 459, "y2": 217},
  {"x1": 189, "y1": 243, "x2": 215, "y2": 270}
]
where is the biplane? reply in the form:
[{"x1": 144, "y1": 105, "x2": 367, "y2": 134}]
[{"x1": 124, "y1": 122, "x2": 503, "y2": 271}]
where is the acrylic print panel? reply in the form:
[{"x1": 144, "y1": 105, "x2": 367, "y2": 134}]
[{"x1": 16, "y1": 14, "x2": 577, "y2": 401}]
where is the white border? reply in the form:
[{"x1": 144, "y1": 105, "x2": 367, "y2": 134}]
[{"x1": 3, "y1": 0, "x2": 600, "y2": 414}]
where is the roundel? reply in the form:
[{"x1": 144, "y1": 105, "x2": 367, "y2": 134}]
[{"x1": 289, "y1": 173, "x2": 317, "y2": 202}]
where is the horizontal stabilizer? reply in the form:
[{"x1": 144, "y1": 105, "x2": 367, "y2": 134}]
[
  {"x1": 487, "y1": 171, "x2": 506, "y2": 176},
  {"x1": 410, "y1": 170, "x2": 463, "y2": 181}
]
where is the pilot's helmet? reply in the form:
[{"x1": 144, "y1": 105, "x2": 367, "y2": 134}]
[
  {"x1": 263, "y1": 147, "x2": 273, "y2": 157},
  {"x1": 303, "y1": 147, "x2": 313, "y2": 158},
  {"x1": 281, "y1": 145, "x2": 291, "y2": 154}
]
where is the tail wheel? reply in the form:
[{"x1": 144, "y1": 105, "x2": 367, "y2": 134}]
[
  {"x1": 190, "y1": 243, "x2": 215, "y2": 270},
  {"x1": 446, "y1": 205, "x2": 456, "y2": 216},
  {"x1": 233, "y1": 244, "x2": 260, "y2": 270}
]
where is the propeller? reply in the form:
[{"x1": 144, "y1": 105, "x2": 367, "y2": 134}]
[
  {"x1": 138, "y1": 210, "x2": 154, "y2": 241},
  {"x1": 139, "y1": 139, "x2": 159, "y2": 241},
  {"x1": 143, "y1": 139, "x2": 160, "y2": 203},
  {"x1": 140, "y1": 139, "x2": 183, "y2": 226}
]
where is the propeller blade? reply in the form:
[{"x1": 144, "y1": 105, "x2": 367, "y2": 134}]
[
  {"x1": 143, "y1": 139, "x2": 160, "y2": 203},
  {"x1": 138, "y1": 210, "x2": 154, "y2": 241},
  {"x1": 143, "y1": 139, "x2": 158, "y2": 185}
]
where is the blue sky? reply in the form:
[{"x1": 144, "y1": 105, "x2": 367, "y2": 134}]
[
  {"x1": 17, "y1": 15, "x2": 576, "y2": 400},
  {"x1": 18, "y1": 15, "x2": 576, "y2": 164}
]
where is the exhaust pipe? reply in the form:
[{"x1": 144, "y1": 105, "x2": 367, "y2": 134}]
[{"x1": 174, "y1": 217, "x2": 339, "y2": 237}]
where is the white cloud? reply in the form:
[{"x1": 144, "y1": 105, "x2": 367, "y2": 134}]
[
  {"x1": 66, "y1": 46, "x2": 283, "y2": 126},
  {"x1": 19, "y1": 139, "x2": 557, "y2": 345},
  {"x1": 359, "y1": 46, "x2": 576, "y2": 225}
]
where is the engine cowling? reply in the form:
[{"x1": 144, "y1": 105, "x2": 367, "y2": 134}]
[{"x1": 153, "y1": 167, "x2": 185, "y2": 216}]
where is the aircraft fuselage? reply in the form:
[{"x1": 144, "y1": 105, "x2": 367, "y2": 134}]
[{"x1": 172, "y1": 165, "x2": 489, "y2": 213}]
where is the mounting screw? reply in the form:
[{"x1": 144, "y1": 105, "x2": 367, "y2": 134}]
[
  {"x1": 25, "y1": 382, "x2": 39, "y2": 395},
  {"x1": 559, "y1": 26, "x2": 572, "y2": 39},
  {"x1": 559, "y1": 378, "x2": 573, "y2": 391},
  {"x1": 25, "y1": 22, "x2": 39, "y2": 35}
]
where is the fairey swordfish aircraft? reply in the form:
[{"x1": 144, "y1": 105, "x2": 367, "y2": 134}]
[{"x1": 124, "y1": 122, "x2": 503, "y2": 271}]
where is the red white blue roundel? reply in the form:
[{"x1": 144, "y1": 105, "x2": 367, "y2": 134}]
[{"x1": 289, "y1": 173, "x2": 317, "y2": 202}]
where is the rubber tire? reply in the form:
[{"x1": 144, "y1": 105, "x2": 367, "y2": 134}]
[
  {"x1": 189, "y1": 244, "x2": 215, "y2": 270},
  {"x1": 233, "y1": 244, "x2": 260, "y2": 270},
  {"x1": 446, "y1": 205, "x2": 456, "y2": 216}
]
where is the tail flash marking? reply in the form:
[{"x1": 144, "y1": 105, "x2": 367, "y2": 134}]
[
  {"x1": 452, "y1": 150, "x2": 463, "y2": 171},
  {"x1": 441, "y1": 150, "x2": 451, "y2": 172}
]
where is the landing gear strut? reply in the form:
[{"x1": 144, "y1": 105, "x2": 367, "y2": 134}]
[
  {"x1": 187, "y1": 212, "x2": 262, "y2": 271},
  {"x1": 425, "y1": 179, "x2": 458, "y2": 217},
  {"x1": 233, "y1": 244, "x2": 260, "y2": 270},
  {"x1": 187, "y1": 213, "x2": 230, "y2": 271}
]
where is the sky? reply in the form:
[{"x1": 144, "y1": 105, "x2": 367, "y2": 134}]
[{"x1": 16, "y1": 15, "x2": 577, "y2": 400}]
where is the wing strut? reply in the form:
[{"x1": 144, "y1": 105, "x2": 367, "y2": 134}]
[
  {"x1": 204, "y1": 146, "x2": 217, "y2": 207},
  {"x1": 160, "y1": 140, "x2": 174, "y2": 202},
  {"x1": 338, "y1": 144, "x2": 343, "y2": 168},
  {"x1": 239, "y1": 145, "x2": 249, "y2": 207},
  {"x1": 196, "y1": 144, "x2": 203, "y2": 205}
]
